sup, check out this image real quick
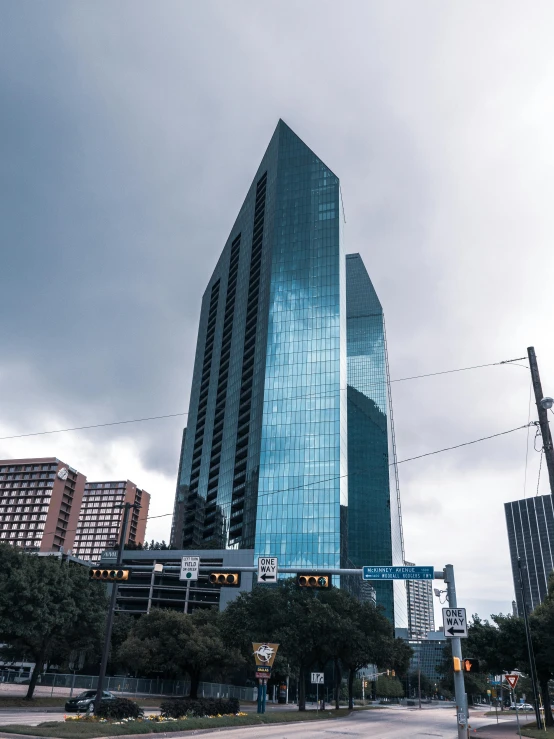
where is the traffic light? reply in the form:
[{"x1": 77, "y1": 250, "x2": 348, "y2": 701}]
[
  {"x1": 463, "y1": 658, "x2": 479, "y2": 673},
  {"x1": 209, "y1": 572, "x2": 241, "y2": 587},
  {"x1": 296, "y1": 574, "x2": 330, "y2": 588},
  {"x1": 90, "y1": 569, "x2": 129, "y2": 581},
  {"x1": 453, "y1": 657, "x2": 461, "y2": 672}
]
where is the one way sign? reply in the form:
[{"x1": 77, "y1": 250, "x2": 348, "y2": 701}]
[
  {"x1": 442, "y1": 607, "x2": 468, "y2": 638},
  {"x1": 258, "y1": 557, "x2": 278, "y2": 584}
]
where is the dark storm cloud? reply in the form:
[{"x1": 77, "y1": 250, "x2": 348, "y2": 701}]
[{"x1": 2, "y1": 1, "x2": 554, "y2": 618}]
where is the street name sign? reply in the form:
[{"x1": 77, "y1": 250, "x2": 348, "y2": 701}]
[
  {"x1": 442, "y1": 607, "x2": 468, "y2": 638},
  {"x1": 505, "y1": 674, "x2": 519, "y2": 689},
  {"x1": 258, "y1": 557, "x2": 278, "y2": 583},
  {"x1": 311, "y1": 672, "x2": 324, "y2": 684},
  {"x1": 363, "y1": 565, "x2": 434, "y2": 580},
  {"x1": 180, "y1": 556, "x2": 199, "y2": 581}
]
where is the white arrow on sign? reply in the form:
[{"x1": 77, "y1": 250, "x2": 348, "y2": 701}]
[
  {"x1": 442, "y1": 607, "x2": 468, "y2": 638},
  {"x1": 257, "y1": 557, "x2": 278, "y2": 584}
]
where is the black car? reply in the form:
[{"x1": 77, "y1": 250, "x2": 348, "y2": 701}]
[{"x1": 65, "y1": 690, "x2": 115, "y2": 712}]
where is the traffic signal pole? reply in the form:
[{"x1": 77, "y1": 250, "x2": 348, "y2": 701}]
[
  {"x1": 444, "y1": 565, "x2": 468, "y2": 739},
  {"x1": 94, "y1": 502, "x2": 136, "y2": 712}
]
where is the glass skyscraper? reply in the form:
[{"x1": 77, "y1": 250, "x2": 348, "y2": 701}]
[
  {"x1": 345, "y1": 254, "x2": 406, "y2": 624},
  {"x1": 172, "y1": 120, "x2": 406, "y2": 625}
]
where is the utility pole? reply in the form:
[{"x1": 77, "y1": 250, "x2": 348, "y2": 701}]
[
  {"x1": 444, "y1": 565, "x2": 468, "y2": 739},
  {"x1": 94, "y1": 502, "x2": 139, "y2": 712},
  {"x1": 527, "y1": 347, "x2": 554, "y2": 499},
  {"x1": 517, "y1": 559, "x2": 543, "y2": 730}
]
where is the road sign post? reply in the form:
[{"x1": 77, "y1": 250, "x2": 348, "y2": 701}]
[
  {"x1": 253, "y1": 643, "x2": 279, "y2": 714},
  {"x1": 444, "y1": 565, "x2": 468, "y2": 739},
  {"x1": 257, "y1": 557, "x2": 278, "y2": 584},
  {"x1": 311, "y1": 673, "x2": 324, "y2": 713},
  {"x1": 180, "y1": 556, "x2": 199, "y2": 581}
]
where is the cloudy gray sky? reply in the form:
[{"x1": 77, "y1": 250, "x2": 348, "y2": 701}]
[{"x1": 2, "y1": 1, "x2": 554, "y2": 626}]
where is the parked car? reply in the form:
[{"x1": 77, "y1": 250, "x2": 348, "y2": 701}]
[
  {"x1": 13, "y1": 675, "x2": 31, "y2": 684},
  {"x1": 65, "y1": 690, "x2": 115, "y2": 712},
  {"x1": 510, "y1": 703, "x2": 534, "y2": 711}
]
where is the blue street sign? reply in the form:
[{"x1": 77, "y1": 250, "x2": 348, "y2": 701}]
[{"x1": 363, "y1": 565, "x2": 434, "y2": 580}]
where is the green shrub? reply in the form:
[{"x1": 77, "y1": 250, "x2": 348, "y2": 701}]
[
  {"x1": 160, "y1": 697, "x2": 239, "y2": 718},
  {"x1": 96, "y1": 697, "x2": 143, "y2": 720}
]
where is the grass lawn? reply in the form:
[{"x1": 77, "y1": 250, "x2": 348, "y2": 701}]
[
  {"x1": 521, "y1": 725, "x2": 554, "y2": 737},
  {"x1": 0, "y1": 710, "x2": 351, "y2": 738}
]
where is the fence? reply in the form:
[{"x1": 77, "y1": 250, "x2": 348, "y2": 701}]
[{"x1": 0, "y1": 671, "x2": 256, "y2": 702}]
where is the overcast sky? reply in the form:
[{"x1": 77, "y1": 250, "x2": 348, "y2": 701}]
[{"x1": 2, "y1": 1, "x2": 554, "y2": 626}]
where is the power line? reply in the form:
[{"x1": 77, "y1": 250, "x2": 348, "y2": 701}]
[
  {"x1": 390, "y1": 357, "x2": 527, "y2": 383},
  {"x1": 0, "y1": 413, "x2": 187, "y2": 441},
  {"x1": 11, "y1": 421, "x2": 537, "y2": 546},
  {"x1": 0, "y1": 356, "x2": 529, "y2": 442},
  {"x1": 394, "y1": 422, "x2": 538, "y2": 465}
]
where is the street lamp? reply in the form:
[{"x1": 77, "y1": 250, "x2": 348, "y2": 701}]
[{"x1": 540, "y1": 397, "x2": 553, "y2": 410}]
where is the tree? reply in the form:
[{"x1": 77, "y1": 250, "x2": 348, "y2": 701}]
[
  {"x1": 0, "y1": 546, "x2": 107, "y2": 699},
  {"x1": 529, "y1": 574, "x2": 554, "y2": 726},
  {"x1": 117, "y1": 608, "x2": 239, "y2": 698},
  {"x1": 221, "y1": 579, "x2": 404, "y2": 711},
  {"x1": 317, "y1": 589, "x2": 402, "y2": 709},
  {"x1": 222, "y1": 579, "x2": 343, "y2": 710},
  {"x1": 376, "y1": 675, "x2": 404, "y2": 699},
  {"x1": 461, "y1": 604, "x2": 554, "y2": 724}
]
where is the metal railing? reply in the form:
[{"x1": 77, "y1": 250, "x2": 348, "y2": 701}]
[{"x1": 0, "y1": 670, "x2": 256, "y2": 702}]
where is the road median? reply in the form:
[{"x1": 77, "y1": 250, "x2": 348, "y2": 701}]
[{"x1": 0, "y1": 709, "x2": 352, "y2": 739}]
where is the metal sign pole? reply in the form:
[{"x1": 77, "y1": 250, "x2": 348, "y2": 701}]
[
  {"x1": 444, "y1": 565, "x2": 468, "y2": 739},
  {"x1": 513, "y1": 690, "x2": 522, "y2": 739}
]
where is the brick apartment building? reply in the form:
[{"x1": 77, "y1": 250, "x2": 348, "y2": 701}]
[{"x1": 0, "y1": 457, "x2": 85, "y2": 552}]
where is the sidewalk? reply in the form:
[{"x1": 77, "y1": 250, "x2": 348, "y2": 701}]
[{"x1": 472, "y1": 720, "x2": 534, "y2": 737}]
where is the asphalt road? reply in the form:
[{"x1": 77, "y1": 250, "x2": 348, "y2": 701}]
[{"x1": 0, "y1": 706, "x2": 516, "y2": 737}]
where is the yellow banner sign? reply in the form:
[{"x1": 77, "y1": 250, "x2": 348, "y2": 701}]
[{"x1": 252, "y1": 642, "x2": 279, "y2": 667}]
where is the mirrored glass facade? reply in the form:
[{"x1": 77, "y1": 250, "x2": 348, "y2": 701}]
[
  {"x1": 346, "y1": 254, "x2": 406, "y2": 626},
  {"x1": 172, "y1": 121, "x2": 405, "y2": 624}
]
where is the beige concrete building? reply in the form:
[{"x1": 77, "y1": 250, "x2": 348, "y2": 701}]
[
  {"x1": 72, "y1": 480, "x2": 149, "y2": 562},
  {"x1": 0, "y1": 458, "x2": 150, "y2": 561}
]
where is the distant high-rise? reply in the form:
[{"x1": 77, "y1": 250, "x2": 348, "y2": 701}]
[
  {"x1": 505, "y1": 494, "x2": 554, "y2": 614},
  {"x1": 404, "y1": 560, "x2": 435, "y2": 639},
  {"x1": 172, "y1": 120, "x2": 406, "y2": 625},
  {"x1": 73, "y1": 481, "x2": 150, "y2": 562}
]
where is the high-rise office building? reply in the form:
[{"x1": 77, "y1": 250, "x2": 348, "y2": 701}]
[
  {"x1": 505, "y1": 494, "x2": 554, "y2": 614},
  {"x1": 73, "y1": 481, "x2": 150, "y2": 562},
  {"x1": 0, "y1": 457, "x2": 85, "y2": 552},
  {"x1": 345, "y1": 254, "x2": 405, "y2": 623},
  {"x1": 404, "y1": 560, "x2": 435, "y2": 639},
  {"x1": 172, "y1": 120, "x2": 405, "y2": 625}
]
